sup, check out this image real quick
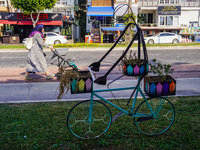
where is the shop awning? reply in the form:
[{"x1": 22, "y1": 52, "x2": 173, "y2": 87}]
[
  {"x1": 0, "y1": 20, "x2": 18, "y2": 24},
  {"x1": 102, "y1": 27, "x2": 137, "y2": 32},
  {"x1": 102, "y1": 27, "x2": 124, "y2": 31},
  {"x1": 17, "y1": 21, "x2": 63, "y2": 25},
  {"x1": 87, "y1": 7, "x2": 114, "y2": 17},
  {"x1": 0, "y1": 20, "x2": 62, "y2": 25}
]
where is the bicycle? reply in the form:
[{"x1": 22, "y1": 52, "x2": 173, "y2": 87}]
[
  {"x1": 66, "y1": 5, "x2": 175, "y2": 139},
  {"x1": 67, "y1": 71, "x2": 175, "y2": 139}
]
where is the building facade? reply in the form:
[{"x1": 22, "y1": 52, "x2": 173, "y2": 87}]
[
  {"x1": 0, "y1": 0, "x2": 80, "y2": 43},
  {"x1": 44, "y1": 0, "x2": 80, "y2": 42},
  {"x1": 137, "y1": 0, "x2": 200, "y2": 39},
  {"x1": 86, "y1": 0, "x2": 200, "y2": 43}
]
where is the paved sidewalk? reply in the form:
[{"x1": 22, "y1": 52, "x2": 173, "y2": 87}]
[
  {"x1": 0, "y1": 64, "x2": 200, "y2": 103},
  {"x1": 0, "y1": 78, "x2": 200, "y2": 103},
  {"x1": 0, "y1": 63, "x2": 200, "y2": 83}
]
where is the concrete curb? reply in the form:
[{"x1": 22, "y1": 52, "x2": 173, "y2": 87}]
[
  {"x1": 0, "y1": 78, "x2": 200, "y2": 104},
  {"x1": 0, "y1": 45, "x2": 199, "y2": 52}
]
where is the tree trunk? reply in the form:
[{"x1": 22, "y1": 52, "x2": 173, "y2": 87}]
[
  {"x1": 127, "y1": 0, "x2": 132, "y2": 42},
  {"x1": 31, "y1": 11, "x2": 41, "y2": 28}
]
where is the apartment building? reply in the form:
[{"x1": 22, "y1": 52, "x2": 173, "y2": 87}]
[
  {"x1": 87, "y1": 0, "x2": 200, "y2": 43},
  {"x1": 86, "y1": 0, "x2": 139, "y2": 43},
  {"x1": 137, "y1": 0, "x2": 200, "y2": 41},
  {"x1": 44, "y1": 0, "x2": 80, "y2": 41},
  {"x1": 0, "y1": 0, "x2": 7, "y2": 12},
  {"x1": 86, "y1": 0, "x2": 115, "y2": 43}
]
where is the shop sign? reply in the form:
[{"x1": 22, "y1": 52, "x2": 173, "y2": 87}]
[
  {"x1": 158, "y1": 6, "x2": 181, "y2": 16},
  {"x1": 194, "y1": 27, "x2": 200, "y2": 34},
  {"x1": 0, "y1": 12, "x2": 62, "y2": 21},
  {"x1": 115, "y1": 23, "x2": 124, "y2": 27},
  {"x1": 180, "y1": 28, "x2": 188, "y2": 34},
  {"x1": 180, "y1": 27, "x2": 200, "y2": 34},
  {"x1": 63, "y1": 15, "x2": 72, "y2": 21}
]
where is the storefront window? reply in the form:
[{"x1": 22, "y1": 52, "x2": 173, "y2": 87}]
[
  {"x1": 45, "y1": 25, "x2": 61, "y2": 33},
  {"x1": 160, "y1": 0, "x2": 179, "y2": 4},
  {"x1": 160, "y1": 16, "x2": 175, "y2": 26},
  {"x1": 0, "y1": 1, "x2": 5, "y2": 6},
  {"x1": 53, "y1": 9, "x2": 71, "y2": 16},
  {"x1": 116, "y1": 16, "x2": 125, "y2": 23},
  {"x1": 175, "y1": 0, "x2": 180, "y2": 4},
  {"x1": 165, "y1": 0, "x2": 169, "y2": 3},
  {"x1": 174, "y1": 16, "x2": 179, "y2": 25},
  {"x1": 160, "y1": 17, "x2": 165, "y2": 25},
  {"x1": 56, "y1": 0, "x2": 73, "y2": 6},
  {"x1": 166, "y1": 16, "x2": 173, "y2": 25},
  {"x1": 160, "y1": 0, "x2": 164, "y2": 4}
]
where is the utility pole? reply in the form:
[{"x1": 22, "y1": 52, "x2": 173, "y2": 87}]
[
  {"x1": 128, "y1": 0, "x2": 132, "y2": 14},
  {"x1": 127, "y1": 0, "x2": 132, "y2": 42}
]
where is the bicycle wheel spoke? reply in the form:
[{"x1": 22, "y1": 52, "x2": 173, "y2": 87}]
[
  {"x1": 67, "y1": 100, "x2": 112, "y2": 139},
  {"x1": 134, "y1": 97, "x2": 175, "y2": 136}
]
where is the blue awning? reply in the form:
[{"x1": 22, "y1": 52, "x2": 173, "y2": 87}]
[
  {"x1": 87, "y1": 7, "x2": 114, "y2": 17},
  {"x1": 102, "y1": 27, "x2": 125, "y2": 31},
  {"x1": 102, "y1": 27, "x2": 137, "y2": 32}
]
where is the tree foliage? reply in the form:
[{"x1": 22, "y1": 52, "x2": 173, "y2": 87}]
[
  {"x1": 75, "y1": 0, "x2": 86, "y2": 41},
  {"x1": 120, "y1": 13, "x2": 136, "y2": 43},
  {"x1": 11, "y1": 0, "x2": 57, "y2": 27},
  {"x1": 121, "y1": 13, "x2": 136, "y2": 26}
]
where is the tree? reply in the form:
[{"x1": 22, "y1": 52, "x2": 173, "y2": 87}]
[
  {"x1": 11, "y1": 0, "x2": 57, "y2": 27},
  {"x1": 75, "y1": 0, "x2": 86, "y2": 41},
  {"x1": 121, "y1": 13, "x2": 136, "y2": 43}
]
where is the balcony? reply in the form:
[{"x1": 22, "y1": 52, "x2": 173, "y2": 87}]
[
  {"x1": 55, "y1": 0, "x2": 74, "y2": 8},
  {"x1": 181, "y1": 1, "x2": 199, "y2": 7},
  {"x1": 137, "y1": 0, "x2": 158, "y2": 7},
  {"x1": 138, "y1": 0, "x2": 200, "y2": 7}
]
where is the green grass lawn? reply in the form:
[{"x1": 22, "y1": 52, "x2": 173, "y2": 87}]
[
  {"x1": 1, "y1": 42, "x2": 200, "y2": 49},
  {"x1": 0, "y1": 96, "x2": 199, "y2": 149}
]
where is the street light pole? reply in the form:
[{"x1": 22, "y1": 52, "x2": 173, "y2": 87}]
[
  {"x1": 127, "y1": 0, "x2": 132, "y2": 42},
  {"x1": 128, "y1": 0, "x2": 132, "y2": 14}
]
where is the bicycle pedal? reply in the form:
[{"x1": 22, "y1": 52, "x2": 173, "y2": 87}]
[
  {"x1": 112, "y1": 111, "x2": 123, "y2": 122},
  {"x1": 28, "y1": 72, "x2": 35, "y2": 74},
  {"x1": 137, "y1": 116, "x2": 153, "y2": 122}
]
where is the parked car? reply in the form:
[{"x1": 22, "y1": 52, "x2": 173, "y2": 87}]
[
  {"x1": 144, "y1": 32, "x2": 182, "y2": 44},
  {"x1": 22, "y1": 32, "x2": 67, "y2": 45}
]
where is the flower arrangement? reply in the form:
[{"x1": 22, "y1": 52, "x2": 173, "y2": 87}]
[
  {"x1": 58, "y1": 67, "x2": 92, "y2": 99},
  {"x1": 144, "y1": 59, "x2": 176, "y2": 97},
  {"x1": 120, "y1": 50, "x2": 148, "y2": 76}
]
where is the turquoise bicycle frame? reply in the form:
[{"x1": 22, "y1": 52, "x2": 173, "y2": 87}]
[{"x1": 88, "y1": 67, "x2": 156, "y2": 122}]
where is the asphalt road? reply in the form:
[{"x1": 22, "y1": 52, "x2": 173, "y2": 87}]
[{"x1": 0, "y1": 48, "x2": 200, "y2": 68}]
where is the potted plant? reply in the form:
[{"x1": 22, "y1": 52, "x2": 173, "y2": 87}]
[
  {"x1": 58, "y1": 67, "x2": 92, "y2": 99},
  {"x1": 144, "y1": 59, "x2": 176, "y2": 97},
  {"x1": 121, "y1": 50, "x2": 148, "y2": 76}
]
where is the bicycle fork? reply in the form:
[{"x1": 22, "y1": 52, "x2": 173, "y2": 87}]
[{"x1": 88, "y1": 92, "x2": 94, "y2": 124}]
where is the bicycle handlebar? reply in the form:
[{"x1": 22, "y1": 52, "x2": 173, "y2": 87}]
[{"x1": 88, "y1": 67, "x2": 96, "y2": 81}]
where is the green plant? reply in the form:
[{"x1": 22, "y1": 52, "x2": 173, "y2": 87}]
[
  {"x1": 149, "y1": 59, "x2": 174, "y2": 80},
  {"x1": 122, "y1": 50, "x2": 144, "y2": 65},
  {"x1": 53, "y1": 43, "x2": 100, "y2": 48},
  {"x1": 119, "y1": 50, "x2": 143, "y2": 72},
  {"x1": 121, "y1": 13, "x2": 136, "y2": 43},
  {"x1": 58, "y1": 67, "x2": 91, "y2": 99}
]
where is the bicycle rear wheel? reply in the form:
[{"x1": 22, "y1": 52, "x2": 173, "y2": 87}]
[
  {"x1": 67, "y1": 100, "x2": 112, "y2": 139},
  {"x1": 134, "y1": 97, "x2": 175, "y2": 136}
]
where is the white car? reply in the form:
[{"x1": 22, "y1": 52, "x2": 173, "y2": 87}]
[
  {"x1": 144, "y1": 32, "x2": 182, "y2": 44},
  {"x1": 22, "y1": 32, "x2": 67, "y2": 45}
]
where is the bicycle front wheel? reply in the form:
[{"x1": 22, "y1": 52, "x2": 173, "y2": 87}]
[
  {"x1": 134, "y1": 97, "x2": 175, "y2": 136},
  {"x1": 67, "y1": 100, "x2": 112, "y2": 139}
]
